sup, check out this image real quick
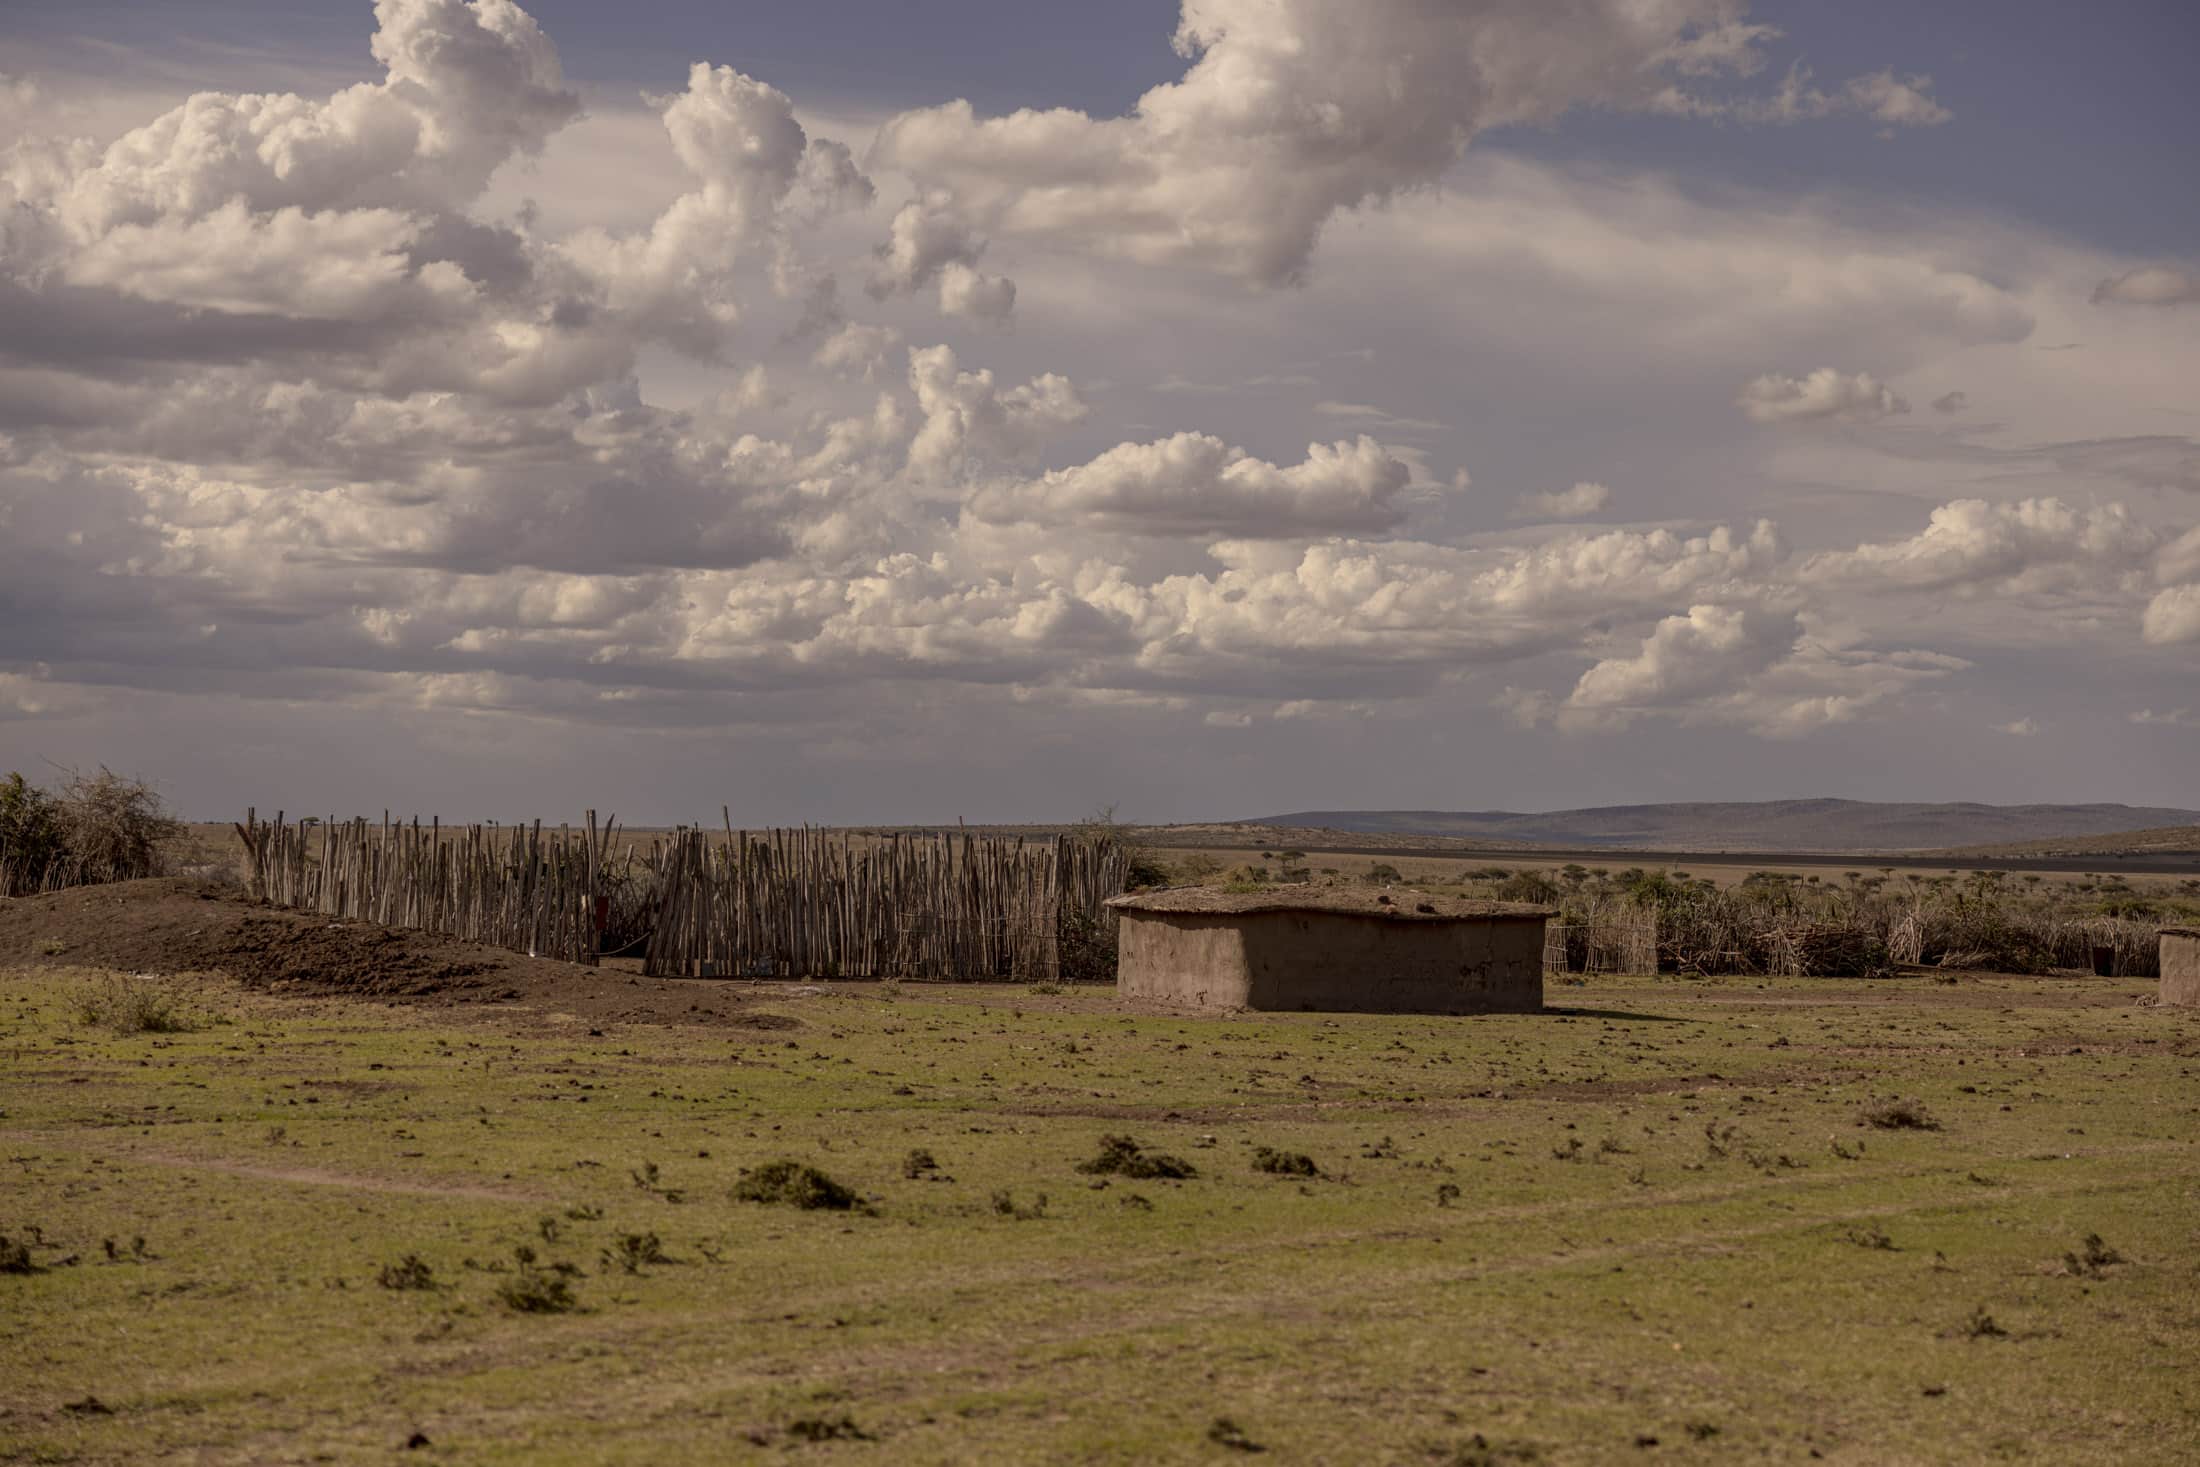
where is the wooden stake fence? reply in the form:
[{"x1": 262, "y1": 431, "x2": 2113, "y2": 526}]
[
  {"x1": 234, "y1": 809, "x2": 615, "y2": 965},
  {"x1": 230, "y1": 809, "x2": 1130, "y2": 981},
  {"x1": 640, "y1": 823, "x2": 1127, "y2": 980}
]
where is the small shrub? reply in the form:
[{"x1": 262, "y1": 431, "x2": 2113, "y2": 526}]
[
  {"x1": 732, "y1": 1160, "x2": 861, "y2": 1211},
  {"x1": 901, "y1": 1149, "x2": 940, "y2": 1179},
  {"x1": 786, "y1": 1414, "x2": 872, "y2": 1443},
  {"x1": 1075, "y1": 1134, "x2": 1196, "y2": 1180},
  {"x1": 1435, "y1": 1183, "x2": 1462, "y2": 1207},
  {"x1": 1960, "y1": 1306, "x2": 2005, "y2": 1339},
  {"x1": 377, "y1": 1255, "x2": 437, "y2": 1291},
  {"x1": 1843, "y1": 1226, "x2": 1896, "y2": 1251},
  {"x1": 2063, "y1": 1233, "x2": 2124, "y2": 1278},
  {"x1": 1029, "y1": 982, "x2": 1064, "y2": 995},
  {"x1": 495, "y1": 1257, "x2": 580, "y2": 1314},
  {"x1": 72, "y1": 975, "x2": 197, "y2": 1035},
  {"x1": 1250, "y1": 1147, "x2": 1320, "y2": 1178},
  {"x1": 1366, "y1": 863, "x2": 1403, "y2": 885},
  {"x1": 1861, "y1": 1097, "x2": 1942, "y2": 1132},
  {"x1": 1207, "y1": 1417, "x2": 1265, "y2": 1453},
  {"x1": 602, "y1": 1232, "x2": 669, "y2": 1274},
  {"x1": 990, "y1": 1189, "x2": 1048, "y2": 1220},
  {"x1": 101, "y1": 1235, "x2": 150, "y2": 1263},
  {"x1": 1, "y1": 1234, "x2": 37, "y2": 1275}
]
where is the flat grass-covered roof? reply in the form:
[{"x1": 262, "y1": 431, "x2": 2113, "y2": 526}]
[{"x1": 1106, "y1": 885, "x2": 1553, "y2": 920}]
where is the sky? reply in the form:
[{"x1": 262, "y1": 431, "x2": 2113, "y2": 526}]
[{"x1": 0, "y1": 0, "x2": 2195, "y2": 825}]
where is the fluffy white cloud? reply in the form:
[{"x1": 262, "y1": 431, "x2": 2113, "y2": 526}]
[
  {"x1": 1800, "y1": 498, "x2": 2155, "y2": 594},
  {"x1": 813, "y1": 322, "x2": 904, "y2": 380},
  {"x1": 2142, "y1": 584, "x2": 2200, "y2": 645},
  {"x1": 969, "y1": 432, "x2": 1415, "y2": 537},
  {"x1": 1513, "y1": 482, "x2": 1611, "y2": 520},
  {"x1": 2092, "y1": 266, "x2": 2200, "y2": 307},
  {"x1": 868, "y1": 191, "x2": 1014, "y2": 321},
  {"x1": 1567, "y1": 604, "x2": 1797, "y2": 715},
  {"x1": 63, "y1": 202, "x2": 439, "y2": 318},
  {"x1": 868, "y1": 0, "x2": 1871, "y2": 287},
  {"x1": 1738, "y1": 368, "x2": 1908, "y2": 423},
  {"x1": 556, "y1": 61, "x2": 871, "y2": 358},
  {"x1": 906, "y1": 346, "x2": 1087, "y2": 481},
  {"x1": 0, "y1": 0, "x2": 2194, "y2": 809}
]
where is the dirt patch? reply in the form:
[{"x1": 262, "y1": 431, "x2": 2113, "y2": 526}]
[{"x1": 0, "y1": 879, "x2": 797, "y2": 1028}]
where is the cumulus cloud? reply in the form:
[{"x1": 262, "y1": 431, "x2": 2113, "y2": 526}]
[
  {"x1": 1800, "y1": 497, "x2": 2156, "y2": 594},
  {"x1": 869, "y1": 191, "x2": 1014, "y2": 321},
  {"x1": 868, "y1": 0, "x2": 1909, "y2": 287},
  {"x1": 813, "y1": 321, "x2": 904, "y2": 380},
  {"x1": 1513, "y1": 482, "x2": 1611, "y2": 521},
  {"x1": 969, "y1": 432, "x2": 1415, "y2": 537},
  {"x1": 1738, "y1": 368, "x2": 1908, "y2": 423},
  {"x1": 0, "y1": 0, "x2": 2193, "y2": 794},
  {"x1": 1996, "y1": 717, "x2": 2038, "y2": 736},
  {"x1": 1931, "y1": 391, "x2": 1968, "y2": 414},
  {"x1": 2091, "y1": 266, "x2": 2200, "y2": 307},
  {"x1": 2142, "y1": 584, "x2": 2200, "y2": 645},
  {"x1": 906, "y1": 346, "x2": 1087, "y2": 480},
  {"x1": 1567, "y1": 604, "x2": 1798, "y2": 716}
]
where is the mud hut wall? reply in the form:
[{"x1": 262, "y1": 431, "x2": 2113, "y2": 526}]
[
  {"x1": 1118, "y1": 909, "x2": 1545, "y2": 1013},
  {"x1": 2163, "y1": 931, "x2": 2200, "y2": 1008}
]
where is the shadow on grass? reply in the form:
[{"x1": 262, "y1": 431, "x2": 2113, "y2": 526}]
[{"x1": 1540, "y1": 1005, "x2": 1689, "y2": 1023}]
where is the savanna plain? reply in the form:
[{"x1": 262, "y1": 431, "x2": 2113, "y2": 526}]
[{"x1": 5, "y1": 879, "x2": 2198, "y2": 1464}]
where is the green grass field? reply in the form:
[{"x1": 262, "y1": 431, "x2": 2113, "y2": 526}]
[{"x1": 4, "y1": 965, "x2": 2198, "y2": 1463}]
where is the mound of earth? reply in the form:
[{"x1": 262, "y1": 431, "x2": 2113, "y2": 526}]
[{"x1": 0, "y1": 878, "x2": 802, "y2": 1028}]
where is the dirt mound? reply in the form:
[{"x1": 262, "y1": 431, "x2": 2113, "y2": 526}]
[
  {"x1": 0, "y1": 879, "x2": 507, "y2": 997},
  {"x1": 0, "y1": 879, "x2": 799, "y2": 1028}
]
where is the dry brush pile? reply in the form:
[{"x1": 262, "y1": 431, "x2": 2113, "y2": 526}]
[{"x1": 0, "y1": 769, "x2": 183, "y2": 898}]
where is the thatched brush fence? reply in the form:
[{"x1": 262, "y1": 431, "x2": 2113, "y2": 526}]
[
  {"x1": 640, "y1": 825, "x2": 1127, "y2": 980},
  {"x1": 232, "y1": 810, "x2": 1130, "y2": 981},
  {"x1": 237, "y1": 811, "x2": 616, "y2": 965}
]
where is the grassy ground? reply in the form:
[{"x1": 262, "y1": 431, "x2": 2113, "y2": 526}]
[{"x1": 4, "y1": 965, "x2": 2198, "y2": 1464}]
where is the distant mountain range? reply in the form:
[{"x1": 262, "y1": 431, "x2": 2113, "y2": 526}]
[{"x1": 1243, "y1": 799, "x2": 2200, "y2": 854}]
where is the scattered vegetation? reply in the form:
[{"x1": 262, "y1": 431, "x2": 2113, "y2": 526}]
[
  {"x1": 494, "y1": 1250, "x2": 581, "y2": 1315},
  {"x1": 1207, "y1": 1417, "x2": 1265, "y2": 1452},
  {"x1": 70, "y1": 974, "x2": 197, "y2": 1035},
  {"x1": 732, "y1": 1161, "x2": 861, "y2": 1211},
  {"x1": 376, "y1": 1255, "x2": 437, "y2": 1291},
  {"x1": 1075, "y1": 1134, "x2": 1197, "y2": 1180},
  {"x1": 785, "y1": 1414, "x2": 873, "y2": 1443},
  {"x1": 2063, "y1": 1234, "x2": 2125, "y2": 1278},
  {"x1": 1251, "y1": 1147, "x2": 1321, "y2": 1178},
  {"x1": 1861, "y1": 1097, "x2": 1942, "y2": 1132},
  {"x1": 990, "y1": 1189, "x2": 1050, "y2": 1220},
  {"x1": 0, "y1": 767, "x2": 184, "y2": 897},
  {"x1": 602, "y1": 1232, "x2": 670, "y2": 1275}
]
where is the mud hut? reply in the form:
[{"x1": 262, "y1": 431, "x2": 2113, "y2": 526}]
[
  {"x1": 2162, "y1": 927, "x2": 2200, "y2": 1008},
  {"x1": 1105, "y1": 886, "x2": 1552, "y2": 1014}
]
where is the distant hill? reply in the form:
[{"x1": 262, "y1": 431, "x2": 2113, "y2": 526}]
[
  {"x1": 1929, "y1": 824, "x2": 2200, "y2": 860},
  {"x1": 1243, "y1": 800, "x2": 2200, "y2": 854}
]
